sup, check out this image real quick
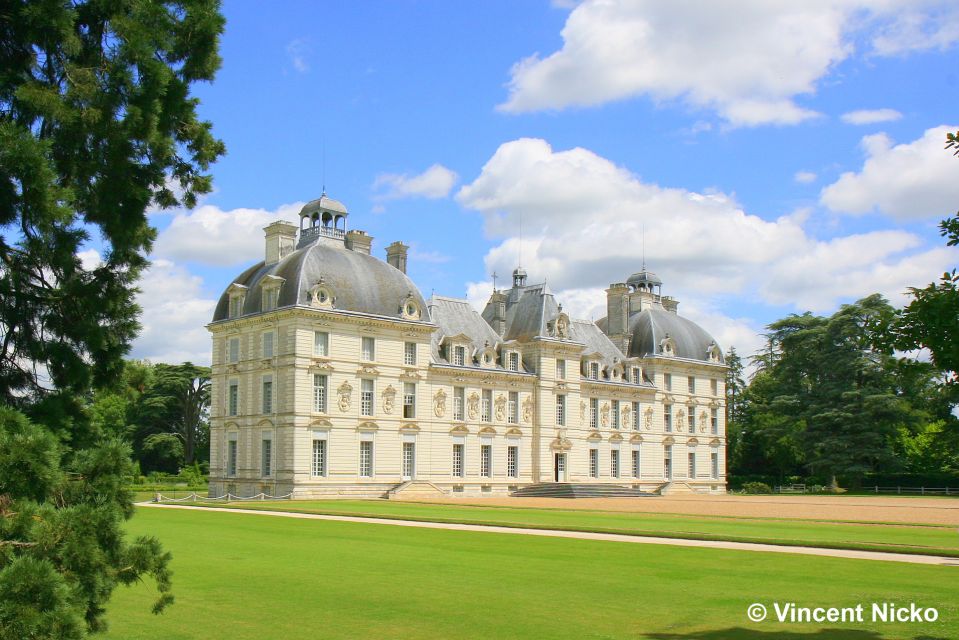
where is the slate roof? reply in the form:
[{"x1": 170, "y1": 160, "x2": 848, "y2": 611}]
[
  {"x1": 625, "y1": 308, "x2": 723, "y2": 363},
  {"x1": 428, "y1": 296, "x2": 502, "y2": 364}
]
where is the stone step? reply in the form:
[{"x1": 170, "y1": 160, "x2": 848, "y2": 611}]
[{"x1": 510, "y1": 483, "x2": 656, "y2": 499}]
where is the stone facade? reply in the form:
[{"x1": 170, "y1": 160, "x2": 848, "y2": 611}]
[{"x1": 208, "y1": 195, "x2": 727, "y2": 498}]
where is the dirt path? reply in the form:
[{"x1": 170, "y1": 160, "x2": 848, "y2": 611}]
[{"x1": 140, "y1": 503, "x2": 959, "y2": 566}]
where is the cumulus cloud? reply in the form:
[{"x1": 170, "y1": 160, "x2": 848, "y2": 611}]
[
  {"x1": 794, "y1": 171, "x2": 817, "y2": 184},
  {"x1": 820, "y1": 125, "x2": 959, "y2": 219},
  {"x1": 286, "y1": 38, "x2": 311, "y2": 73},
  {"x1": 373, "y1": 164, "x2": 458, "y2": 200},
  {"x1": 153, "y1": 202, "x2": 303, "y2": 266},
  {"x1": 498, "y1": 1, "x2": 959, "y2": 126},
  {"x1": 840, "y1": 108, "x2": 902, "y2": 125},
  {"x1": 77, "y1": 249, "x2": 103, "y2": 270}
]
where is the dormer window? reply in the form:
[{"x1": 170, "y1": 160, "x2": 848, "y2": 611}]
[
  {"x1": 453, "y1": 345, "x2": 466, "y2": 367},
  {"x1": 226, "y1": 283, "x2": 248, "y2": 319},
  {"x1": 259, "y1": 275, "x2": 285, "y2": 313},
  {"x1": 508, "y1": 352, "x2": 519, "y2": 372},
  {"x1": 262, "y1": 288, "x2": 279, "y2": 311},
  {"x1": 632, "y1": 367, "x2": 641, "y2": 384},
  {"x1": 588, "y1": 362, "x2": 599, "y2": 380}
]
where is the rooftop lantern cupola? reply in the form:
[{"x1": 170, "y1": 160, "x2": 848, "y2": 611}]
[
  {"x1": 626, "y1": 268, "x2": 663, "y2": 296},
  {"x1": 298, "y1": 191, "x2": 349, "y2": 247},
  {"x1": 512, "y1": 266, "x2": 527, "y2": 288}
]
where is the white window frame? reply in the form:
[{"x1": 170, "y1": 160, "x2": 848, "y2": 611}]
[
  {"x1": 688, "y1": 406, "x2": 696, "y2": 432},
  {"x1": 612, "y1": 400, "x2": 620, "y2": 430},
  {"x1": 359, "y1": 439, "x2": 374, "y2": 478},
  {"x1": 611, "y1": 448, "x2": 620, "y2": 478},
  {"x1": 508, "y1": 351, "x2": 519, "y2": 372},
  {"x1": 480, "y1": 442, "x2": 492, "y2": 478},
  {"x1": 588, "y1": 361, "x2": 599, "y2": 380},
  {"x1": 508, "y1": 391, "x2": 518, "y2": 424},
  {"x1": 711, "y1": 451, "x2": 719, "y2": 479},
  {"x1": 688, "y1": 376, "x2": 696, "y2": 394},
  {"x1": 632, "y1": 445, "x2": 641, "y2": 478},
  {"x1": 403, "y1": 382, "x2": 416, "y2": 419},
  {"x1": 589, "y1": 398, "x2": 598, "y2": 429},
  {"x1": 313, "y1": 374, "x2": 328, "y2": 413},
  {"x1": 262, "y1": 331, "x2": 274, "y2": 358},
  {"x1": 481, "y1": 389, "x2": 492, "y2": 422},
  {"x1": 361, "y1": 336, "x2": 375, "y2": 362},
  {"x1": 314, "y1": 331, "x2": 329, "y2": 357},
  {"x1": 664, "y1": 373, "x2": 672, "y2": 391},
  {"x1": 453, "y1": 345, "x2": 466, "y2": 367},
  {"x1": 556, "y1": 394, "x2": 566, "y2": 426},
  {"x1": 688, "y1": 450, "x2": 696, "y2": 480},
  {"x1": 589, "y1": 448, "x2": 599, "y2": 478},
  {"x1": 664, "y1": 405, "x2": 672, "y2": 432},
  {"x1": 311, "y1": 431, "x2": 328, "y2": 477},
  {"x1": 453, "y1": 386, "x2": 465, "y2": 421},
  {"x1": 632, "y1": 401, "x2": 640, "y2": 430},
  {"x1": 452, "y1": 441, "x2": 465, "y2": 478},
  {"x1": 361, "y1": 379, "x2": 375, "y2": 417},
  {"x1": 404, "y1": 341, "x2": 417, "y2": 366},
  {"x1": 507, "y1": 444, "x2": 519, "y2": 478},
  {"x1": 556, "y1": 359, "x2": 566, "y2": 380}
]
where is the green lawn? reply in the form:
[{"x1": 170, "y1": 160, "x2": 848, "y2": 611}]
[
  {"x1": 105, "y1": 507, "x2": 957, "y2": 639},
  {"x1": 183, "y1": 499, "x2": 959, "y2": 557}
]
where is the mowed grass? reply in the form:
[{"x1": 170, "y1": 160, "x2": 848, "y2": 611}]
[
  {"x1": 191, "y1": 499, "x2": 959, "y2": 557},
  {"x1": 105, "y1": 507, "x2": 957, "y2": 640}
]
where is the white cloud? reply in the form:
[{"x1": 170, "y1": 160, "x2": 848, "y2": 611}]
[
  {"x1": 153, "y1": 202, "x2": 303, "y2": 266},
  {"x1": 498, "y1": 1, "x2": 959, "y2": 126},
  {"x1": 132, "y1": 259, "x2": 217, "y2": 364},
  {"x1": 286, "y1": 39, "x2": 311, "y2": 73},
  {"x1": 77, "y1": 249, "x2": 102, "y2": 270},
  {"x1": 840, "y1": 108, "x2": 902, "y2": 125},
  {"x1": 373, "y1": 164, "x2": 458, "y2": 200},
  {"x1": 820, "y1": 124, "x2": 959, "y2": 219},
  {"x1": 794, "y1": 171, "x2": 817, "y2": 184}
]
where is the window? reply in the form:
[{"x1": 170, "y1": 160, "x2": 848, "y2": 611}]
[
  {"x1": 228, "y1": 380, "x2": 239, "y2": 417},
  {"x1": 632, "y1": 367, "x2": 640, "y2": 384},
  {"x1": 555, "y1": 394, "x2": 566, "y2": 426},
  {"x1": 632, "y1": 447, "x2": 641, "y2": 478},
  {"x1": 507, "y1": 445, "x2": 518, "y2": 478},
  {"x1": 453, "y1": 345, "x2": 466, "y2": 366},
  {"x1": 453, "y1": 387, "x2": 465, "y2": 421},
  {"x1": 452, "y1": 443, "x2": 465, "y2": 477},
  {"x1": 711, "y1": 451, "x2": 719, "y2": 479},
  {"x1": 312, "y1": 437, "x2": 327, "y2": 476},
  {"x1": 508, "y1": 391, "x2": 518, "y2": 424},
  {"x1": 262, "y1": 376, "x2": 273, "y2": 414},
  {"x1": 261, "y1": 438, "x2": 272, "y2": 477},
  {"x1": 262, "y1": 288, "x2": 278, "y2": 311},
  {"x1": 228, "y1": 338, "x2": 239, "y2": 363},
  {"x1": 508, "y1": 352, "x2": 519, "y2": 372},
  {"x1": 688, "y1": 406, "x2": 696, "y2": 433},
  {"x1": 229, "y1": 296, "x2": 243, "y2": 319},
  {"x1": 612, "y1": 400, "x2": 620, "y2": 429},
  {"x1": 556, "y1": 359, "x2": 566, "y2": 380},
  {"x1": 403, "y1": 382, "x2": 416, "y2": 419},
  {"x1": 664, "y1": 373, "x2": 672, "y2": 390},
  {"x1": 314, "y1": 331, "x2": 329, "y2": 357},
  {"x1": 588, "y1": 362, "x2": 599, "y2": 380},
  {"x1": 359, "y1": 441, "x2": 373, "y2": 477},
  {"x1": 313, "y1": 374, "x2": 328, "y2": 412},
  {"x1": 480, "y1": 443, "x2": 492, "y2": 477},
  {"x1": 664, "y1": 445, "x2": 673, "y2": 479},
  {"x1": 227, "y1": 436, "x2": 237, "y2": 476},
  {"x1": 361, "y1": 379, "x2": 374, "y2": 417},
  {"x1": 711, "y1": 378, "x2": 718, "y2": 396},
  {"x1": 711, "y1": 408, "x2": 719, "y2": 434},
  {"x1": 589, "y1": 398, "x2": 598, "y2": 429},
  {"x1": 404, "y1": 341, "x2": 417, "y2": 366},
  {"x1": 688, "y1": 376, "x2": 696, "y2": 394},
  {"x1": 632, "y1": 401, "x2": 640, "y2": 430},
  {"x1": 361, "y1": 336, "x2": 375, "y2": 361},
  {"x1": 481, "y1": 389, "x2": 492, "y2": 422},
  {"x1": 589, "y1": 449, "x2": 599, "y2": 478},
  {"x1": 403, "y1": 441, "x2": 415, "y2": 478},
  {"x1": 611, "y1": 449, "x2": 620, "y2": 478},
  {"x1": 262, "y1": 332, "x2": 274, "y2": 358},
  {"x1": 688, "y1": 451, "x2": 696, "y2": 479},
  {"x1": 664, "y1": 405, "x2": 672, "y2": 432}
]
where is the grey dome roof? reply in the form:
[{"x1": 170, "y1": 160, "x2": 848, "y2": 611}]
[
  {"x1": 212, "y1": 240, "x2": 428, "y2": 322},
  {"x1": 300, "y1": 194, "x2": 347, "y2": 217},
  {"x1": 627, "y1": 269, "x2": 662, "y2": 287},
  {"x1": 627, "y1": 308, "x2": 723, "y2": 363}
]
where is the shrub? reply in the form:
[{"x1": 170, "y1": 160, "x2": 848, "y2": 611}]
[{"x1": 741, "y1": 482, "x2": 773, "y2": 494}]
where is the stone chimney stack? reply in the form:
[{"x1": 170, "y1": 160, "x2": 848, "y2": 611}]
[
  {"x1": 264, "y1": 221, "x2": 298, "y2": 264},
  {"x1": 605, "y1": 283, "x2": 630, "y2": 352},
  {"x1": 386, "y1": 241, "x2": 409, "y2": 274},
  {"x1": 345, "y1": 229, "x2": 373, "y2": 255},
  {"x1": 662, "y1": 297, "x2": 680, "y2": 313}
]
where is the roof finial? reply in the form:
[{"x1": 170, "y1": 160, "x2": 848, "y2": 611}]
[{"x1": 491, "y1": 271, "x2": 498, "y2": 292}]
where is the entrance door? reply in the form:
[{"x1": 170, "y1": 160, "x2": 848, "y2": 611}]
[
  {"x1": 554, "y1": 453, "x2": 567, "y2": 482},
  {"x1": 402, "y1": 442, "x2": 415, "y2": 480}
]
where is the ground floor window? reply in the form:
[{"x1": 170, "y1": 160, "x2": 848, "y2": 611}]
[
  {"x1": 480, "y1": 443, "x2": 492, "y2": 477},
  {"x1": 688, "y1": 451, "x2": 696, "y2": 480},
  {"x1": 312, "y1": 438, "x2": 327, "y2": 477},
  {"x1": 589, "y1": 448, "x2": 599, "y2": 478},
  {"x1": 403, "y1": 441, "x2": 415, "y2": 478},
  {"x1": 452, "y1": 443, "x2": 464, "y2": 477},
  {"x1": 632, "y1": 448, "x2": 641, "y2": 478},
  {"x1": 227, "y1": 436, "x2": 238, "y2": 476},
  {"x1": 359, "y1": 441, "x2": 374, "y2": 477},
  {"x1": 610, "y1": 449, "x2": 620, "y2": 477},
  {"x1": 261, "y1": 438, "x2": 272, "y2": 477},
  {"x1": 664, "y1": 445, "x2": 672, "y2": 479},
  {"x1": 507, "y1": 445, "x2": 518, "y2": 478},
  {"x1": 711, "y1": 451, "x2": 719, "y2": 479}
]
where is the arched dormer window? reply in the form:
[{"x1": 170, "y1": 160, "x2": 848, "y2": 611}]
[
  {"x1": 227, "y1": 283, "x2": 248, "y2": 319},
  {"x1": 399, "y1": 293, "x2": 421, "y2": 320},
  {"x1": 260, "y1": 275, "x2": 285, "y2": 312},
  {"x1": 660, "y1": 335, "x2": 676, "y2": 357},
  {"x1": 706, "y1": 341, "x2": 722, "y2": 363},
  {"x1": 308, "y1": 278, "x2": 334, "y2": 309}
]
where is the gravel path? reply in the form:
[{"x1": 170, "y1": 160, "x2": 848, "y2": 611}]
[{"x1": 140, "y1": 503, "x2": 959, "y2": 566}]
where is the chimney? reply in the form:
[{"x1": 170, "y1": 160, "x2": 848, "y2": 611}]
[
  {"x1": 487, "y1": 291, "x2": 508, "y2": 336},
  {"x1": 605, "y1": 283, "x2": 630, "y2": 352},
  {"x1": 662, "y1": 297, "x2": 679, "y2": 313},
  {"x1": 264, "y1": 221, "x2": 298, "y2": 264},
  {"x1": 386, "y1": 241, "x2": 409, "y2": 274},
  {"x1": 345, "y1": 229, "x2": 373, "y2": 255}
]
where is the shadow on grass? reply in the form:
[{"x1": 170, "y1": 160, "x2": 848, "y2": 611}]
[{"x1": 646, "y1": 628, "x2": 947, "y2": 640}]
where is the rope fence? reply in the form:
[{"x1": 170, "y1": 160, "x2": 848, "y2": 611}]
[{"x1": 153, "y1": 492, "x2": 294, "y2": 503}]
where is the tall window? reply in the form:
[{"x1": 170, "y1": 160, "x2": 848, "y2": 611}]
[
  {"x1": 262, "y1": 332, "x2": 274, "y2": 358},
  {"x1": 632, "y1": 367, "x2": 640, "y2": 384},
  {"x1": 228, "y1": 338, "x2": 239, "y2": 363},
  {"x1": 261, "y1": 438, "x2": 272, "y2": 477},
  {"x1": 312, "y1": 438, "x2": 327, "y2": 476},
  {"x1": 688, "y1": 376, "x2": 696, "y2": 394},
  {"x1": 589, "y1": 449, "x2": 599, "y2": 478},
  {"x1": 664, "y1": 445, "x2": 673, "y2": 479},
  {"x1": 453, "y1": 387, "x2": 465, "y2": 421},
  {"x1": 404, "y1": 341, "x2": 417, "y2": 365},
  {"x1": 688, "y1": 451, "x2": 696, "y2": 479},
  {"x1": 452, "y1": 443, "x2": 464, "y2": 477},
  {"x1": 229, "y1": 296, "x2": 243, "y2": 319},
  {"x1": 227, "y1": 436, "x2": 237, "y2": 476},
  {"x1": 481, "y1": 389, "x2": 492, "y2": 422},
  {"x1": 711, "y1": 378, "x2": 718, "y2": 396},
  {"x1": 361, "y1": 379, "x2": 374, "y2": 417},
  {"x1": 453, "y1": 345, "x2": 466, "y2": 366},
  {"x1": 588, "y1": 362, "x2": 599, "y2": 380},
  {"x1": 313, "y1": 374, "x2": 328, "y2": 412},
  {"x1": 556, "y1": 359, "x2": 566, "y2": 379},
  {"x1": 508, "y1": 352, "x2": 519, "y2": 372},
  {"x1": 403, "y1": 382, "x2": 416, "y2": 419},
  {"x1": 632, "y1": 401, "x2": 640, "y2": 430},
  {"x1": 611, "y1": 449, "x2": 620, "y2": 478},
  {"x1": 555, "y1": 394, "x2": 566, "y2": 426},
  {"x1": 508, "y1": 391, "x2": 518, "y2": 424},
  {"x1": 589, "y1": 398, "x2": 598, "y2": 429},
  {"x1": 711, "y1": 408, "x2": 719, "y2": 434},
  {"x1": 228, "y1": 380, "x2": 239, "y2": 417},
  {"x1": 262, "y1": 288, "x2": 278, "y2": 311},
  {"x1": 359, "y1": 441, "x2": 373, "y2": 477},
  {"x1": 507, "y1": 445, "x2": 518, "y2": 478},
  {"x1": 361, "y1": 336, "x2": 375, "y2": 361},
  {"x1": 664, "y1": 405, "x2": 672, "y2": 432},
  {"x1": 403, "y1": 442, "x2": 415, "y2": 478},
  {"x1": 632, "y1": 447, "x2": 641, "y2": 478},
  {"x1": 314, "y1": 331, "x2": 329, "y2": 356},
  {"x1": 711, "y1": 452, "x2": 719, "y2": 479},
  {"x1": 664, "y1": 373, "x2": 672, "y2": 391},
  {"x1": 261, "y1": 376, "x2": 273, "y2": 414},
  {"x1": 480, "y1": 444, "x2": 492, "y2": 477},
  {"x1": 688, "y1": 406, "x2": 696, "y2": 433},
  {"x1": 612, "y1": 400, "x2": 620, "y2": 429}
]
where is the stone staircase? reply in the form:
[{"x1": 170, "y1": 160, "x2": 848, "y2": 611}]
[
  {"x1": 657, "y1": 481, "x2": 695, "y2": 495},
  {"x1": 510, "y1": 483, "x2": 656, "y2": 498},
  {"x1": 387, "y1": 480, "x2": 449, "y2": 500}
]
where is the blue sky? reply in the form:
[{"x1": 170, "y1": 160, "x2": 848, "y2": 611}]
[{"x1": 121, "y1": 1, "x2": 959, "y2": 364}]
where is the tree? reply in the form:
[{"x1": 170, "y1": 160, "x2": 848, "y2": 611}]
[
  {"x1": 136, "y1": 363, "x2": 211, "y2": 467},
  {"x1": 724, "y1": 347, "x2": 747, "y2": 470},
  {"x1": 0, "y1": 2, "x2": 224, "y2": 636}
]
